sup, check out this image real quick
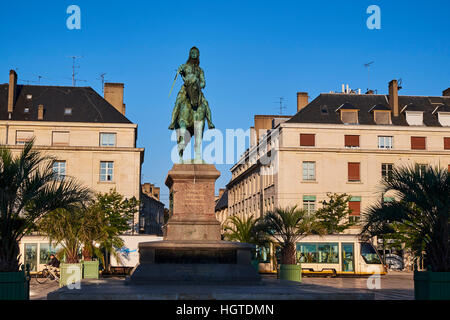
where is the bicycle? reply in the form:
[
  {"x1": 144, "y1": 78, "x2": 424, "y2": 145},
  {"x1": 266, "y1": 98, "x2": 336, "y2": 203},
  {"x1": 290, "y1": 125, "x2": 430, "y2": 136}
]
[{"x1": 35, "y1": 265, "x2": 60, "y2": 284}]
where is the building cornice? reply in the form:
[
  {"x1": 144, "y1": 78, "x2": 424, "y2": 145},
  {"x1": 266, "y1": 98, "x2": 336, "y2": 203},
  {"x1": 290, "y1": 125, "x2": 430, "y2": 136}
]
[
  {"x1": 3, "y1": 145, "x2": 144, "y2": 153},
  {"x1": 280, "y1": 122, "x2": 450, "y2": 132},
  {"x1": 0, "y1": 120, "x2": 137, "y2": 129}
]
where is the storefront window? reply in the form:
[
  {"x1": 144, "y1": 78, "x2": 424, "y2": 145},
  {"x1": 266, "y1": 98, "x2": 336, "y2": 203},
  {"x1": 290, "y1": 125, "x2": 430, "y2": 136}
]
[{"x1": 25, "y1": 243, "x2": 37, "y2": 271}]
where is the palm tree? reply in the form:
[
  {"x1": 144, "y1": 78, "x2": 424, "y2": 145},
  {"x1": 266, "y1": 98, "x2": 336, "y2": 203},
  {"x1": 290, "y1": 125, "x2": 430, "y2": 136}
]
[
  {"x1": 0, "y1": 141, "x2": 91, "y2": 272},
  {"x1": 223, "y1": 214, "x2": 269, "y2": 246},
  {"x1": 258, "y1": 206, "x2": 324, "y2": 265},
  {"x1": 361, "y1": 165, "x2": 450, "y2": 272}
]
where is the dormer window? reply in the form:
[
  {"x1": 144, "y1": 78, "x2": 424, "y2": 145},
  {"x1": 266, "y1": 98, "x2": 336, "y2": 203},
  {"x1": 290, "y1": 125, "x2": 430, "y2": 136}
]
[
  {"x1": 402, "y1": 104, "x2": 425, "y2": 126},
  {"x1": 438, "y1": 112, "x2": 450, "y2": 126},
  {"x1": 24, "y1": 107, "x2": 30, "y2": 113},
  {"x1": 64, "y1": 108, "x2": 72, "y2": 115},
  {"x1": 341, "y1": 110, "x2": 358, "y2": 124},
  {"x1": 374, "y1": 111, "x2": 391, "y2": 124},
  {"x1": 26, "y1": 94, "x2": 32, "y2": 100},
  {"x1": 336, "y1": 102, "x2": 359, "y2": 124},
  {"x1": 369, "y1": 104, "x2": 392, "y2": 125},
  {"x1": 433, "y1": 105, "x2": 450, "y2": 126},
  {"x1": 405, "y1": 111, "x2": 424, "y2": 126}
]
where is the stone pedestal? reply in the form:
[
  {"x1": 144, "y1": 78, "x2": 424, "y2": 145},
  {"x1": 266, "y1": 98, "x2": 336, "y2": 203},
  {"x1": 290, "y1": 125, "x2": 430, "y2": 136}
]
[
  {"x1": 127, "y1": 163, "x2": 261, "y2": 285},
  {"x1": 164, "y1": 164, "x2": 222, "y2": 241}
]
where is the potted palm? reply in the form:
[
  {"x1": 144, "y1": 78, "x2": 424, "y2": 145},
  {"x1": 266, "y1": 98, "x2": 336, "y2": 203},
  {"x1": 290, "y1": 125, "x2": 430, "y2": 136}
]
[
  {"x1": 39, "y1": 208, "x2": 86, "y2": 287},
  {"x1": 362, "y1": 165, "x2": 450, "y2": 300},
  {"x1": 0, "y1": 141, "x2": 90, "y2": 299},
  {"x1": 258, "y1": 206, "x2": 324, "y2": 282},
  {"x1": 223, "y1": 214, "x2": 270, "y2": 271}
]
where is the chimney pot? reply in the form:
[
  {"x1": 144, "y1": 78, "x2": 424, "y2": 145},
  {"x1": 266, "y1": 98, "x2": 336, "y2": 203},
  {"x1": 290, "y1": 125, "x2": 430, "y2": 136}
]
[
  {"x1": 8, "y1": 70, "x2": 17, "y2": 113},
  {"x1": 104, "y1": 83, "x2": 125, "y2": 115},
  {"x1": 389, "y1": 80, "x2": 399, "y2": 117},
  {"x1": 296, "y1": 92, "x2": 309, "y2": 112}
]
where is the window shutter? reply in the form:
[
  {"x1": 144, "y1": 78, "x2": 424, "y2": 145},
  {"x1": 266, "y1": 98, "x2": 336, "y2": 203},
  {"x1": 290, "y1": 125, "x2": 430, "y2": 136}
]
[
  {"x1": 374, "y1": 111, "x2": 390, "y2": 124},
  {"x1": 348, "y1": 162, "x2": 360, "y2": 181},
  {"x1": 444, "y1": 137, "x2": 450, "y2": 150},
  {"x1": 411, "y1": 137, "x2": 426, "y2": 150},
  {"x1": 341, "y1": 111, "x2": 358, "y2": 124},
  {"x1": 16, "y1": 130, "x2": 34, "y2": 144},
  {"x1": 52, "y1": 131, "x2": 70, "y2": 146},
  {"x1": 300, "y1": 134, "x2": 315, "y2": 146},
  {"x1": 348, "y1": 201, "x2": 361, "y2": 216},
  {"x1": 345, "y1": 135, "x2": 360, "y2": 147}
]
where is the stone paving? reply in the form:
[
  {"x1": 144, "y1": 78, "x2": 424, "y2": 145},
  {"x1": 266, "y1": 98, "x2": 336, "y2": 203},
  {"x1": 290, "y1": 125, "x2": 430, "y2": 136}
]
[{"x1": 30, "y1": 271, "x2": 414, "y2": 300}]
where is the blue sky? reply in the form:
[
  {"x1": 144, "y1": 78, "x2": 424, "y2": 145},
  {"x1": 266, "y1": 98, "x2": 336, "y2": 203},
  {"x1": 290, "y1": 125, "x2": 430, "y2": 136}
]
[{"x1": 0, "y1": 0, "x2": 449, "y2": 205}]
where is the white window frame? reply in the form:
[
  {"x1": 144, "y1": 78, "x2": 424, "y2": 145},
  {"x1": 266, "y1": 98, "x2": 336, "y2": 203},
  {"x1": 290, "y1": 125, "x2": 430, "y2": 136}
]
[
  {"x1": 302, "y1": 161, "x2": 316, "y2": 181},
  {"x1": 303, "y1": 200, "x2": 316, "y2": 214},
  {"x1": 52, "y1": 161, "x2": 66, "y2": 181},
  {"x1": 100, "y1": 133, "x2": 117, "y2": 147},
  {"x1": 378, "y1": 136, "x2": 393, "y2": 149},
  {"x1": 100, "y1": 161, "x2": 114, "y2": 182}
]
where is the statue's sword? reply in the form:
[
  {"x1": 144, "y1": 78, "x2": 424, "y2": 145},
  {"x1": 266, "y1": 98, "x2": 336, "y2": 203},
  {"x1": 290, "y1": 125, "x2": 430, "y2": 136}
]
[{"x1": 168, "y1": 70, "x2": 179, "y2": 98}]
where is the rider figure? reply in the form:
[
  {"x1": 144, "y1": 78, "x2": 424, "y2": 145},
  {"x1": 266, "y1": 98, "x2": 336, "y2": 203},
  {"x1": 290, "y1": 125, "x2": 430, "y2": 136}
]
[{"x1": 168, "y1": 47, "x2": 214, "y2": 131}]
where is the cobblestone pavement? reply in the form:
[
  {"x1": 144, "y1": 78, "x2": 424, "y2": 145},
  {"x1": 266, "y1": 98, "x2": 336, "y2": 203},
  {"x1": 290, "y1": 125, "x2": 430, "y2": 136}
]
[{"x1": 30, "y1": 272, "x2": 414, "y2": 300}]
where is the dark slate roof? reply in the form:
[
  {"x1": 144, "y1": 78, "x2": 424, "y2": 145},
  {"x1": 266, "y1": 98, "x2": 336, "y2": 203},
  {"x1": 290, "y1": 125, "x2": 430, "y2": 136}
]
[
  {"x1": 215, "y1": 189, "x2": 228, "y2": 211},
  {"x1": 336, "y1": 102, "x2": 359, "y2": 111},
  {"x1": 286, "y1": 93, "x2": 450, "y2": 127},
  {"x1": 0, "y1": 84, "x2": 132, "y2": 123},
  {"x1": 433, "y1": 104, "x2": 450, "y2": 113},
  {"x1": 368, "y1": 104, "x2": 390, "y2": 112},
  {"x1": 401, "y1": 104, "x2": 427, "y2": 112}
]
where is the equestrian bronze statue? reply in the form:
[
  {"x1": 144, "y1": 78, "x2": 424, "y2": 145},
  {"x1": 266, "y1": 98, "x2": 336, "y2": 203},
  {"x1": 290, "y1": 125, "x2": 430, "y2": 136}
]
[{"x1": 168, "y1": 47, "x2": 214, "y2": 162}]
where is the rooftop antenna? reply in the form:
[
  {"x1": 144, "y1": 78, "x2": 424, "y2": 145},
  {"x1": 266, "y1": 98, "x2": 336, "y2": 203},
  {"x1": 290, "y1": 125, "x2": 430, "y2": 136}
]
[
  {"x1": 98, "y1": 73, "x2": 107, "y2": 94},
  {"x1": 68, "y1": 56, "x2": 83, "y2": 86},
  {"x1": 364, "y1": 61, "x2": 374, "y2": 91},
  {"x1": 273, "y1": 97, "x2": 287, "y2": 115}
]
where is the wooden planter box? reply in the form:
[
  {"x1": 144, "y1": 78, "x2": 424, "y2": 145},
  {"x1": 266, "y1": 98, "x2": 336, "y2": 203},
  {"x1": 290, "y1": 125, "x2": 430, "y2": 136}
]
[
  {"x1": 60, "y1": 263, "x2": 83, "y2": 288},
  {"x1": 82, "y1": 260, "x2": 99, "y2": 279},
  {"x1": 414, "y1": 270, "x2": 450, "y2": 300},
  {"x1": 0, "y1": 267, "x2": 30, "y2": 300}
]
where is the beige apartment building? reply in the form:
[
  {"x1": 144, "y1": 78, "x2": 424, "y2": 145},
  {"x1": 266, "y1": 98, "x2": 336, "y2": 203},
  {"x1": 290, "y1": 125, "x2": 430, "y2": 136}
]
[
  {"x1": 226, "y1": 80, "x2": 450, "y2": 234},
  {"x1": 1, "y1": 70, "x2": 146, "y2": 271}
]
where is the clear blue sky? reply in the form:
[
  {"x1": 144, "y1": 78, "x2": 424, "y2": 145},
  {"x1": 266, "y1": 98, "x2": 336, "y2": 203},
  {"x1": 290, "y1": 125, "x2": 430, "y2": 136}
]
[{"x1": 1, "y1": 0, "x2": 449, "y2": 206}]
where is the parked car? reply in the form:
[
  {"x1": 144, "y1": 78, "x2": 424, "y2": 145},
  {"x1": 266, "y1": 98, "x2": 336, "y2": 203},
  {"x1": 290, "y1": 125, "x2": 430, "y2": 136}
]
[{"x1": 385, "y1": 253, "x2": 404, "y2": 270}]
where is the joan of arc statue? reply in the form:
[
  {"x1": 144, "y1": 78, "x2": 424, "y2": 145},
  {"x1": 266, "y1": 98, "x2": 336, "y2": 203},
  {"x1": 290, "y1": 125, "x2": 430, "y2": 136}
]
[{"x1": 168, "y1": 47, "x2": 214, "y2": 161}]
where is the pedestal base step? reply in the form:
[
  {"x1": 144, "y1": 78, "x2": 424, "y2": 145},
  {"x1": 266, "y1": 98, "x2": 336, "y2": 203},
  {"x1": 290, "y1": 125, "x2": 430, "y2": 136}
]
[{"x1": 126, "y1": 263, "x2": 261, "y2": 285}]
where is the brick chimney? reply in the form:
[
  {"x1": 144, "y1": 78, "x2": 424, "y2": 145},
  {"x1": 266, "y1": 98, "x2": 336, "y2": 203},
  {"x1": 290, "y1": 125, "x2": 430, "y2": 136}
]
[
  {"x1": 296, "y1": 92, "x2": 308, "y2": 112},
  {"x1": 443, "y1": 88, "x2": 450, "y2": 96},
  {"x1": 38, "y1": 105, "x2": 44, "y2": 120},
  {"x1": 8, "y1": 70, "x2": 17, "y2": 114},
  {"x1": 104, "y1": 83, "x2": 126, "y2": 115},
  {"x1": 388, "y1": 80, "x2": 399, "y2": 117}
]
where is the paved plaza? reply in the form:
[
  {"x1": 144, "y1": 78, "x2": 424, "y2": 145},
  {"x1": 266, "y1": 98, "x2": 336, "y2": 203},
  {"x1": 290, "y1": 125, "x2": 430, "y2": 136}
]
[{"x1": 30, "y1": 271, "x2": 414, "y2": 300}]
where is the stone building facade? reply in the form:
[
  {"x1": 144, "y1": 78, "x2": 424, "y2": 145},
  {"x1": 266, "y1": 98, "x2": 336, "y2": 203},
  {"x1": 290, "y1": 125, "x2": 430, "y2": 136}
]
[
  {"x1": 227, "y1": 80, "x2": 450, "y2": 234},
  {"x1": 1, "y1": 69, "x2": 145, "y2": 271}
]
